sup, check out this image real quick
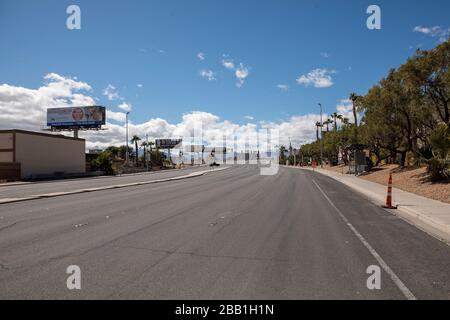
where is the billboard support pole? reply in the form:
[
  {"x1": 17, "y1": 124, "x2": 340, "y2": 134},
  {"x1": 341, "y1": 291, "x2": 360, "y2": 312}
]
[{"x1": 74, "y1": 128, "x2": 79, "y2": 139}]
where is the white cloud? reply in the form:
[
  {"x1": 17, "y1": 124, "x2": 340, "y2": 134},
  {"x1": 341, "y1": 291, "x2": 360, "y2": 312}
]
[
  {"x1": 0, "y1": 73, "x2": 94, "y2": 132},
  {"x1": 244, "y1": 115, "x2": 254, "y2": 120},
  {"x1": 296, "y1": 68, "x2": 334, "y2": 88},
  {"x1": 197, "y1": 52, "x2": 205, "y2": 61},
  {"x1": 137, "y1": 84, "x2": 143, "y2": 88},
  {"x1": 276, "y1": 84, "x2": 289, "y2": 92},
  {"x1": 221, "y1": 57, "x2": 250, "y2": 88},
  {"x1": 261, "y1": 114, "x2": 323, "y2": 146},
  {"x1": 107, "y1": 110, "x2": 127, "y2": 123},
  {"x1": 0, "y1": 73, "x2": 327, "y2": 150},
  {"x1": 235, "y1": 63, "x2": 249, "y2": 88},
  {"x1": 118, "y1": 102, "x2": 132, "y2": 112},
  {"x1": 320, "y1": 52, "x2": 330, "y2": 58},
  {"x1": 102, "y1": 84, "x2": 120, "y2": 101},
  {"x1": 336, "y1": 99, "x2": 353, "y2": 120},
  {"x1": 414, "y1": 25, "x2": 450, "y2": 42},
  {"x1": 335, "y1": 98, "x2": 363, "y2": 124},
  {"x1": 222, "y1": 59, "x2": 235, "y2": 70},
  {"x1": 414, "y1": 26, "x2": 442, "y2": 36},
  {"x1": 199, "y1": 69, "x2": 216, "y2": 81}
]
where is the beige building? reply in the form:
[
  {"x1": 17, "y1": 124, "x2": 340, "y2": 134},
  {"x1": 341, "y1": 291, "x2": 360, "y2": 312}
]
[{"x1": 0, "y1": 130, "x2": 85, "y2": 180}]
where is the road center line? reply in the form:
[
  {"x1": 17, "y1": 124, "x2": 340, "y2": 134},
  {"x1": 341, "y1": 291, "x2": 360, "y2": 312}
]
[{"x1": 312, "y1": 178, "x2": 417, "y2": 300}]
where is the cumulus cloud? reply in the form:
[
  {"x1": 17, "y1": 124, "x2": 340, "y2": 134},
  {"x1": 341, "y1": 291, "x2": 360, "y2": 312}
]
[
  {"x1": 0, "y1": 73, "x2": 334, "y2": 150},
  {"x1": 222, "y1": 59, "x2": 235, "y2": 70},
  {"x1": 244, "y1": 115, "x2": 254, "y2": 120},
  {"x1": 118, "y1": 102, "x2": 132, "y2": 112},
  {"x1": 199, "y1": 69, "x2": 217, "y2": 81},
  {"x1": 0, "y1": 73, "x2": 95, "y2": 132},
  {"x1": 221, "y1": 57, "x2": 250, "y2": 88},
  {"x1": 414, "y1": 25, "x2": 450, "y2": 42},
  {"x1": 260, "y1": 114, "x2": 323, "y2": 146},
  {"x1": 276, "y1": 84, "x2": 289, "y2": 92},
  {"x1": 335, "y1": 98, "x2": 363, "y2": 124},
  {"x1": 235, "y1": 63, "x2": 249, "y2": 88},
  {"x1": 336, "y1": 99, "x2": 353, "y2": 120},
  {"x1": 102, "y1": 84, "x2": 120, "y2": 100},
  {"x1": 107, "y1": 110, "x2": 127, "y2": 123},
  {"x1": 197, "y1": 52, "x2": 205, "y2": 61},
  {"x1": 296, "y1": 68, "x2": 334, "y2": 88}
]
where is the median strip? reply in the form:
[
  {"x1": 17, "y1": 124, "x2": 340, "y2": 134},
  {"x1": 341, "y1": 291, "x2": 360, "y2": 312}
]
[{"x1": 0, "y1": 167, "x2": 230, "y2": 205}]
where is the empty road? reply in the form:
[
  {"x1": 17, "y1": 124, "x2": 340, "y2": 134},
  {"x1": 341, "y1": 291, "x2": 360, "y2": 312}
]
[
  {"x1": 0, "y1": 165, "x2": 449, "y2": 299},
  {"x1": 0, "y1": 165, "x2": 210, "y2": 200}
]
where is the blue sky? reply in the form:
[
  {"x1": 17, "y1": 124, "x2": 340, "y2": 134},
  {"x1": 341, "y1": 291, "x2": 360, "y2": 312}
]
[{"x1": 0, "y1": 0, "x2": 449, "y2": 147}]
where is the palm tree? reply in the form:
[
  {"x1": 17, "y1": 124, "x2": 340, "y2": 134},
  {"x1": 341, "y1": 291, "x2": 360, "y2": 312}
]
[
  {"x1": 131, "y1": 135, "x2": 141, "y2": 166},
  {"x1": 324, "y1": 119, "x2": 333, "y2": 132},
  {"x1": 148, "y1": 141, "x2": 155, "y2": 168},
  {"x1": 315, "y1": 121, "x2": 322, "y2": 141},
  {"x1": 141, "y1": 141, "x2": 148, "y2": 164},
  {"x1": 349, "y1": 92, "x2": 359, "y2": 128},
  {"x1": 331, "y1": 112, "x2": 343, "y2": 132}
]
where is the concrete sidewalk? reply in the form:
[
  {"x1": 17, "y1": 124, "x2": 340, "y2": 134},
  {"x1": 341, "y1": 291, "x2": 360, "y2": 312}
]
[{"x1": 290, "y1": 166, "x2": 450, "y2": 245}]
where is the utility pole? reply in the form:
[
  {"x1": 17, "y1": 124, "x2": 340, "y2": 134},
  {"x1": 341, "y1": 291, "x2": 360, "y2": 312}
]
[
  {"x1": 125, "y1": 111, "x2": 130, "y2": 167},
  {"x1": 318, "y1": 103, "x2": 323, "y2": 168},
  {"x1": 146, "y1": 133, "x2": 149, "y2": 171}
]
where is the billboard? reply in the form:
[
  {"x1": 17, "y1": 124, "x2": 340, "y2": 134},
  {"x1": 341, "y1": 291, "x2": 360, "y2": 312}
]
[
  {"x1": 47, "y1": 106, "x2": 106, "y2": 128},
  {"x1": 155, "y1": 139, "x2": 183, "y2": 149}
]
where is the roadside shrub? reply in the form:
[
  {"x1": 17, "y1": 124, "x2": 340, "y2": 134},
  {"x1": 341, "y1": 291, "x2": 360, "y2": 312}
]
[
  {"x1": 427, "y1": 158, "x2": 449, "y2": 181},
  {"x1": 93, "y1": 152, "x2": 114, "y2": 175},
  {"x1": 427, "y1": 124, "x2": 450, "y2": 181}
]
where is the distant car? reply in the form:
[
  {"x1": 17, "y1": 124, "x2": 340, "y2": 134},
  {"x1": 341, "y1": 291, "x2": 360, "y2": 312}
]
[{"x1": 209, "y1": 162, "x2": 220, "y2": 167}]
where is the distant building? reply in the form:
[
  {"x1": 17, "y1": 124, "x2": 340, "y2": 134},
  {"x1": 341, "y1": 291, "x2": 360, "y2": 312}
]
[
  {"x1": 88, "y1": 149, "x2": 103, "y2": 154},
  {"x1": 0, "y1": 129, "x2": 86, "y2": 180}
]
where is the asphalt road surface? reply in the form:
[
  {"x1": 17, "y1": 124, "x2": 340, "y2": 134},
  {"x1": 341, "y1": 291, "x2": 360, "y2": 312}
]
[
  {"x1": 0, "y1": 165, "x2": 449, "y2": 299},
  {"x1": 0, "y1": 165, "x2": 209, "y2": 200}
]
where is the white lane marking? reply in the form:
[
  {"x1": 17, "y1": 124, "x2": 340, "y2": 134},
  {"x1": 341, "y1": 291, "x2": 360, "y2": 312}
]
[{"x1": 312, "y1": 179, "x2": 417, "y2": 300}]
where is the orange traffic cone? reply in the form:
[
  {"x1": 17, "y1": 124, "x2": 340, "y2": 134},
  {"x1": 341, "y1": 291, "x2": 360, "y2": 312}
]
[{"x1": 383, "y1": 173, "x2": 397, "y2": 209}]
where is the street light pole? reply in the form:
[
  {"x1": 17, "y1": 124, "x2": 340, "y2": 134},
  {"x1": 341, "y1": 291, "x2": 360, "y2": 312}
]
[
  {"x1": 126, "y1": 111, "x2": 130, "y2": 167},
  {"x1": 288, "y1": 137, "x2": 292, "y2": 166},
  {"x1": 146, "y1": 133, "x2": 149, "y2": 171},
  {"x1": 318, "y1": 103, "x2": 323, "y2": 168}
]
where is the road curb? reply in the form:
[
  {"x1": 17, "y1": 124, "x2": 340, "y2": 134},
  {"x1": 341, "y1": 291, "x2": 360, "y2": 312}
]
[
  {"x1": 287, "y1": 166, "x2": 450, "y2": 245},
  {"x1": 0, "y1": 167, "x2": 230, "y2": 205}
]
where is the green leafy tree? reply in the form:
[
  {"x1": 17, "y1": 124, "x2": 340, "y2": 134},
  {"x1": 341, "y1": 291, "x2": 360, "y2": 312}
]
[
  {"x1": 279, "y1": 145, "x2": 287, "y2": 164},
  {"x1": 402, "y1": 40, "x2": 450, "y2": 128},
  {"x1": 92, "y1": 151, "x2": 114, "y2": 175}
]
